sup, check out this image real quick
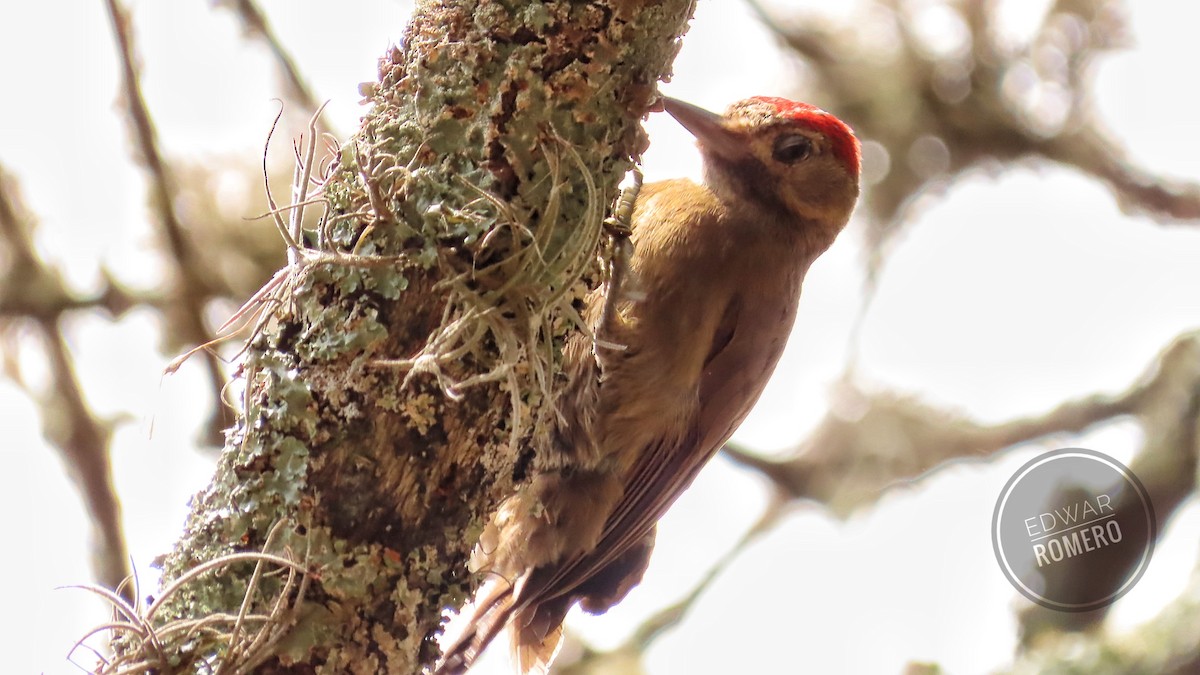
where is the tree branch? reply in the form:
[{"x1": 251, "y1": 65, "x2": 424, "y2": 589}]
[{"x1": 103, "y1": 1, "x2": 699, "y2": 672}]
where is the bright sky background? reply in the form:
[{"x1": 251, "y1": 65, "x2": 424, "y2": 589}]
[{"x1": 1, "y1": 1, "x2": 1199, "y2": 673}]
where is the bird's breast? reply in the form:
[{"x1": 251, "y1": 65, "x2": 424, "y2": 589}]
[{"x1": 595, "y1": 185, "x2": 808, "y2": 473}]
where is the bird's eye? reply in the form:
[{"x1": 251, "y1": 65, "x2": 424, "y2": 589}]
[{"x1": 771, "y1": 134, "x2": 813, "y2": 164}]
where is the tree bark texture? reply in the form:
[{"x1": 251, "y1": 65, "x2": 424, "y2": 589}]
[{"x1": 132, "y1": 1, "x2": 697, "y2": 672}]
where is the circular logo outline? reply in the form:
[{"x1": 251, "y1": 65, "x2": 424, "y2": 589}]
[{"x1": 991, "y1": 448, "x2": 1156, "y2": 612}]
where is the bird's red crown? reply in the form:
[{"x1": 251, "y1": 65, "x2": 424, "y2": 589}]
[{"x1": 750, "y1": 96, "x2": 861, "y2": 178}]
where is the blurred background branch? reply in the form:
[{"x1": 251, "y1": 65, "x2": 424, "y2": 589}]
[
  {"x1": 750, "y1": 0, "x2": 1200, "y2": 261},
  {"x1": 105, "y1": 0, "x2": 229, "y2": 444},
  {"x1": 0, "y1": 166, "x2": 130, "y2": 594},
  {"x1": 214, "y1": 0, "x2": 338, "y2": 139}
]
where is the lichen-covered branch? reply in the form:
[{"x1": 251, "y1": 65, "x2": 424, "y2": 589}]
[{"x1": 110, "y1": 1, "x2": 697, "y2": 672}]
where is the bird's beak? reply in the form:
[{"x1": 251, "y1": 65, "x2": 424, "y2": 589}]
[{"x1": 662, "y1": 97, "x2": 748, "y2": 162}]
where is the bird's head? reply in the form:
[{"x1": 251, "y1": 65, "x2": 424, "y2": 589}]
[{"x1": 663, "y1": 96, "x2": 861, "y2": 240}]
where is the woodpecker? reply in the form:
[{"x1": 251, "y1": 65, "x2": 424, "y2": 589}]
[{"x1": 437, "y1": 96, "x2": 861, "y2": 674}]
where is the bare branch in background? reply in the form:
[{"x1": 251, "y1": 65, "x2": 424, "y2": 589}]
[
  {"x1": 725, "y1": 331, "x2": 1197, "y2": 644},
  {"x1": 215, "y1": 0, "x2": 337, "y2": 139},
  {"x1": 1007, "y1": 562, "x2": 1200, "y2": 674},
  {"x1": 1042, "y1": 127, "x2": 1200, "y2": 221},
  {"x1": 749, "y1": 0, "x2": 1200, "y2": 262},
  {"x1": 1017, "y1": 333, "x2": 1199, "y2": 642},
  {"x1": 724, "y1": 332, "x2": 1198, "y2": 517},
  {"x1": 0, "y1": 166, "x2": 130, "y2": 594},
  {"x1": 104, "y1": 0, "x2": 229, "y2": 444}
]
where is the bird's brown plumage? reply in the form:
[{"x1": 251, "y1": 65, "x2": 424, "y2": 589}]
[{"x1": 437, "y1": 97, "x2": 860, "y2": 674}]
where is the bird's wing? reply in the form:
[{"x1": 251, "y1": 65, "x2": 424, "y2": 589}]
[{"x1": 515, "y1": 296, "x2": 746, "y2": 611}]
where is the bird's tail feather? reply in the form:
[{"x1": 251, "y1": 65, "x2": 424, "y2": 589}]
[
  {"x1": 512, "y1": 620, "x2": 563, "y2": 675},
  {"x1": 437, "y1": 571, "x2": 573, "y2": 675},
  {"x1": 511, "y1": 596, "x2": 570, "y2": 675}
]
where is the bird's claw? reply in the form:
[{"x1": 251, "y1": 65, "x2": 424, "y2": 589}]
[{"x1": 597, "y1": 168, "x2": 643, "y2": 355}]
